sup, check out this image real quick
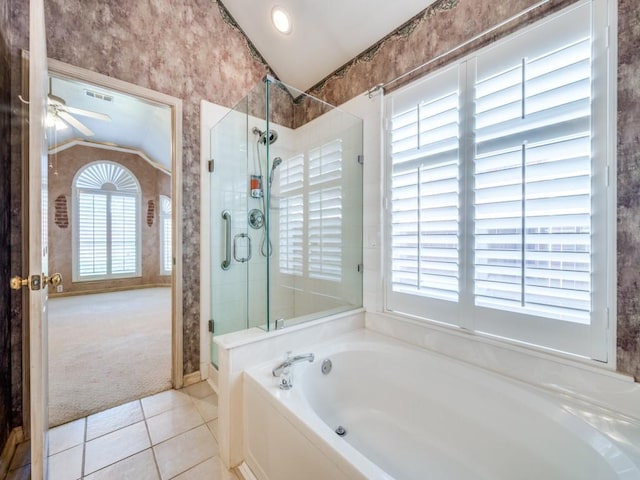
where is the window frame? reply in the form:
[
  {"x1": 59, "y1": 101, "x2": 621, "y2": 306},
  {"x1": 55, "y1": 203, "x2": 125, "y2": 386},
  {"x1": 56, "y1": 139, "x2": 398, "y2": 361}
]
[
  {"x1": 72, "y1": 161, "x2": 142, "y2": 282},
  {"x1": 383, "y1": 0, "x2": 616, "y2": 363}
]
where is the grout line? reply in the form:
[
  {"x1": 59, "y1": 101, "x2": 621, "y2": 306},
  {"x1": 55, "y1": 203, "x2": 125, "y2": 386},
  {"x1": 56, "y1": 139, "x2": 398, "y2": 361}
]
[
  {"x1": 143, "y1": 410, "x2": 163, "y2": 480},
  {"x1": 167, "y1": 455, "x2": 217, "y2": 480}
]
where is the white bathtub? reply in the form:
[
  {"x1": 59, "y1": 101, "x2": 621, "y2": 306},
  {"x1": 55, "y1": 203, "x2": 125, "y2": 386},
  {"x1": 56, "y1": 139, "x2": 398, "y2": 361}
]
[{"x1": 243, "y1": 330, "x2": 640, "y2": 480}]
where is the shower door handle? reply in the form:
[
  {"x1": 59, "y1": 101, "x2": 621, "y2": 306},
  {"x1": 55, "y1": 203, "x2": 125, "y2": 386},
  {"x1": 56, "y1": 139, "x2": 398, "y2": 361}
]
[
  {"x1": 221, "y1": 210, "x2": 231, "y2": 270},
  {"x1": 233, "y1": 233, "x2": 252, "y2": 263}
]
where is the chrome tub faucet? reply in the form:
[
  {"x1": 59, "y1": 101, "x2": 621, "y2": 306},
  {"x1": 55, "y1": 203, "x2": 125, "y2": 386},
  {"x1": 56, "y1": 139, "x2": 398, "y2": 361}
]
[{"x1": 272, "y1": 352, "x2": 314, "y2": 390}]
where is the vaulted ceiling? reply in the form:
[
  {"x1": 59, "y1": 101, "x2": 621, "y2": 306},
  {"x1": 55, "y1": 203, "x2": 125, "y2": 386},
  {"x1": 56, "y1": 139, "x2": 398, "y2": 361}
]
[{"x1": 220, "y1": 0, "x2": 437, "y2": 92}]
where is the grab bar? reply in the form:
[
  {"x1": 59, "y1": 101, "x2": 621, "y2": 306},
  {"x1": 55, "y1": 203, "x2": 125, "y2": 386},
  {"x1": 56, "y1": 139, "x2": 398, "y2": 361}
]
[
  {"x1": 221, "y1": 210, "x2": 231, "y2": 270},
  {"x1": 233, "y1": 233, "x2": 252, "y2": 263}
]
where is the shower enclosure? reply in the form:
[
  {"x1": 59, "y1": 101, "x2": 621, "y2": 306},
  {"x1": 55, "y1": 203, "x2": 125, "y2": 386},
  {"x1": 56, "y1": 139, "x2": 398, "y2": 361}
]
[{"x1": 209, "y1": 77, "x2": 363, "y2": 365}]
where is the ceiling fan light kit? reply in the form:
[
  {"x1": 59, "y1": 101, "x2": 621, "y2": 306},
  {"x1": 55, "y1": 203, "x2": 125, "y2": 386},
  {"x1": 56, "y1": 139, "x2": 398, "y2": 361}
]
[{"x1": 47, "y1": 77, "x2": 111, "y2": 136}]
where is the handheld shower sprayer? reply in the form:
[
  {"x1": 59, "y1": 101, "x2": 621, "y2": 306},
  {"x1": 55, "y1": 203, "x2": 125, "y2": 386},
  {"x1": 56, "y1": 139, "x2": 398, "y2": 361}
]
[{"x1": 269, "y1": 157, "x2": 283, "y2": 188}]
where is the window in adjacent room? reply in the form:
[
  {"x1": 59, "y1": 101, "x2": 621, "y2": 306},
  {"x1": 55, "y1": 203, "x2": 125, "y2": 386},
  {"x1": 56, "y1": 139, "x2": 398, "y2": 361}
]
[{"x1": 73, "y1": 161, "x2": 141, "y2": 281}]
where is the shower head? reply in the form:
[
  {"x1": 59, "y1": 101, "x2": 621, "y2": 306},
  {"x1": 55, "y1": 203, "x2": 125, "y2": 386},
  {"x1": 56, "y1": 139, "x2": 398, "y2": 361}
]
[{"x1": 252, "y1": 126, "x2": 279, "y2": 145}]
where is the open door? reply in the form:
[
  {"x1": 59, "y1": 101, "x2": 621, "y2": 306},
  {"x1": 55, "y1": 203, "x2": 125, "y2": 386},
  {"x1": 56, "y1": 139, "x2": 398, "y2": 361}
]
[
  {"x1": 10, "y1": 0, "x2": 56, "y2": 477},
  {"x1": 28, "y1": 0, "x2": 53, "y2": 476}
]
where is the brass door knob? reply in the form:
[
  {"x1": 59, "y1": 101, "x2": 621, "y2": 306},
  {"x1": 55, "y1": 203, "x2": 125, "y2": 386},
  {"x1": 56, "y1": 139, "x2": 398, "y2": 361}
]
[
  {"x1": 9, "y1": 276, "x2": 28, "y2": 290},
  {"x1": 44, "y1": 273, "x2": 63, "y2": 287}
]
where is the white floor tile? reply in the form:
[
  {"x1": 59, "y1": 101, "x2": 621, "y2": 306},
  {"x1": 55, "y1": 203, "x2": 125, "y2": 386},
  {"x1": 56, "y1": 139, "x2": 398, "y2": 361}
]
[
  {"x1": 172, "y1": 456, "x2": 238, "y2": 480},
  {"x1": 9, "y1": 441, "x2": 30, "y2": 470},
  {"x1": 83, "y1": 449, "x2": 160, "y2": 480},
  {"x1": 192, "y1": 394, "x2": 218, "y2": 422},
  {"x1": 153, "y1": 425, "x2": 218, "y2": 480},
  {"x1": 184, "y1": 382, "x2": 214, "y2": 399},
  {"x1": 141, "y1": 389, "x2": 192, "y2": 418},
  {"x1": 49, "y1": 418, "x2": 85, "y2": 455},
  {"x1": 146, "y1": 403, "x2": 204, "y2": 445},
  {"x1": 84, "y1": 421, "x2": 150, "y2": 474},
  {"x1": 49, "y1": 444, "x2": 83, "y2": 480},
  {"x1": 86, "y1": 400, "x2": 144, "y2": 441}
]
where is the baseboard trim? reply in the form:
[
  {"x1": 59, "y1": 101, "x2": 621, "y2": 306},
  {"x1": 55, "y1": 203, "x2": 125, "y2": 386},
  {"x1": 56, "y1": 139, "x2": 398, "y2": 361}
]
[
  {"x1": 0, "y1": 427, "x2": 24, "y2": 479},
  {"x1": 183, "y1": 371, "x2": 201, "y2": 387},
  {"x1": 236, "y1": 462, "x2": 258, "y2": 480},
  {"x1": 49, "y1": 283, "x2": 171, "y2": 298}
]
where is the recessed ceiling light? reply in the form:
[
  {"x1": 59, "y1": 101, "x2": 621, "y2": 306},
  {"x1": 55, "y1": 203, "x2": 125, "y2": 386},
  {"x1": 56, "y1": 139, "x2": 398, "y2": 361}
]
[{"x1": 271, "y1": 6, "x2": 292, "y2": 35}]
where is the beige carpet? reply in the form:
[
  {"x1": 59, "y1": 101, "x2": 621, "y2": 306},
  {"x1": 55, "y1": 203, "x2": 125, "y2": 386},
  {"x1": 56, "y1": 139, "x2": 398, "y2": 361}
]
[{"x1": 48, "y1": 288, "x2": 172, "y2": 427}]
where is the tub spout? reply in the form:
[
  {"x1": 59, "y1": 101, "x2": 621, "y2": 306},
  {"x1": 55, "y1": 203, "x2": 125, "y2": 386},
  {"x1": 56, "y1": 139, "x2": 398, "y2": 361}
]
[{"x1": 272, "y1": 353, "x2": 314, "y2": 390}]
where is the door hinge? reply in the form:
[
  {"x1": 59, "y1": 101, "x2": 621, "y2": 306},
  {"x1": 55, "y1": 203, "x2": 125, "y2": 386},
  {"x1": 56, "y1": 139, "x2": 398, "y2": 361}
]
[
  {"x1": 208, "y1": 159, "x2": 215, "y2": 173},
  {"x1": 208, "y1": 319, "x2": 214, "y2": 333},
  {"x1": 357, "y1": 154, "x2": 364, "y2": 165}
]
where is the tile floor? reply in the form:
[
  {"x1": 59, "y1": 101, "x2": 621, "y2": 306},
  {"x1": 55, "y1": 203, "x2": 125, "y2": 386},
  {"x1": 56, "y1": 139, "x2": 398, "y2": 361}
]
[{"x1": 5, "y1": 382, "x2": 237, "y2": 480}]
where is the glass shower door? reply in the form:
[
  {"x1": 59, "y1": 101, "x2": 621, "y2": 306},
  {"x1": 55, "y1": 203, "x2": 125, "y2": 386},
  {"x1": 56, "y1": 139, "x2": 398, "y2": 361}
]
[{"x1": 209, "y1": 100, "x2": 251, "y2": 367}]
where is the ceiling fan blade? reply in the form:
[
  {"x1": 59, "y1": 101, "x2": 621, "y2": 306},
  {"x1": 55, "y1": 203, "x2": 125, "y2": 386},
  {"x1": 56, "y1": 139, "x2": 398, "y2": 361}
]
[
  {"x1": 64, "y1": 106, "x2": 112, "y2": 121},
  {"x1": 58, "y1": 111, "x2": 95, "y2": 136}
]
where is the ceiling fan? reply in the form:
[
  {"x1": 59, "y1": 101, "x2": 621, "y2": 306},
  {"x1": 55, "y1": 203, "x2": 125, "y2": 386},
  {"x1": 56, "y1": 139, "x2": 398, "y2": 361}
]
[{"x1": 47, "y1": 78, "x2": 111, "y2": 136}]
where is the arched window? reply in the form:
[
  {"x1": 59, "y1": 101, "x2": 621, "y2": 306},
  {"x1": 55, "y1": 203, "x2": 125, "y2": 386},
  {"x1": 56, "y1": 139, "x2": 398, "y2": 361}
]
[
  {"x1": 159, "y1": 195, "x2": 172, "y2": 275},
  {"x1": 73, "y1": 161, "x2": 141, "y2": 281}
]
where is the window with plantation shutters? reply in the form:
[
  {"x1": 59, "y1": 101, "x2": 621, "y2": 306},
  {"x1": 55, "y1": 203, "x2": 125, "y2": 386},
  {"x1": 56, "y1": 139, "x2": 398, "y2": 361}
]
[
  {"x1": 277, "y1": 140, "x2": 343, "y2": 282},
  {"x1": 160, "y1": 195, "x2": 172, "y2": 275},
  {"x1": 73, "y1": 162, "x2": 141, "y2": 281},
  {"x1": 385, "y1": 0, "x2": 613, "y2": 361}
]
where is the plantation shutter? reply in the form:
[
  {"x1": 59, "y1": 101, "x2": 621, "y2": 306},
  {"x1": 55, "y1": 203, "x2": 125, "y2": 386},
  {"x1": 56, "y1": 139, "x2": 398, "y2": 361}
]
[
  {"x1": 279, "y1": 155, "x2": 304, "y2": 275},
  {"x1": 308, "y1": 140, "x2": 343, "y2": 282},
  {"x1": 77, "y1": 192, "x2": 108, "y2": 276},
  {"x1": 473, "y1": 3, "x2": 592, "y2": 324},
  {"x1": 110, "y1": 195, "x2": 138, "y2": 275},
  {"x1": 160, "y1": 196, "x2": 172, "y2": 274},
  {"x1": 387, "y1": 65, "x2": 462, "y2": 317}
]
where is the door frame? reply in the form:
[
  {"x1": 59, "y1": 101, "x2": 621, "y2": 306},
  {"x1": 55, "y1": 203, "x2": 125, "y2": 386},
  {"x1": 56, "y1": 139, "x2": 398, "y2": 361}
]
[
  {"x1": 46, "y1": 58, "x2": 185, "y2": 388},
  {"x1": 21, "y1": 58, "x2": 185, "y2": 439}
]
